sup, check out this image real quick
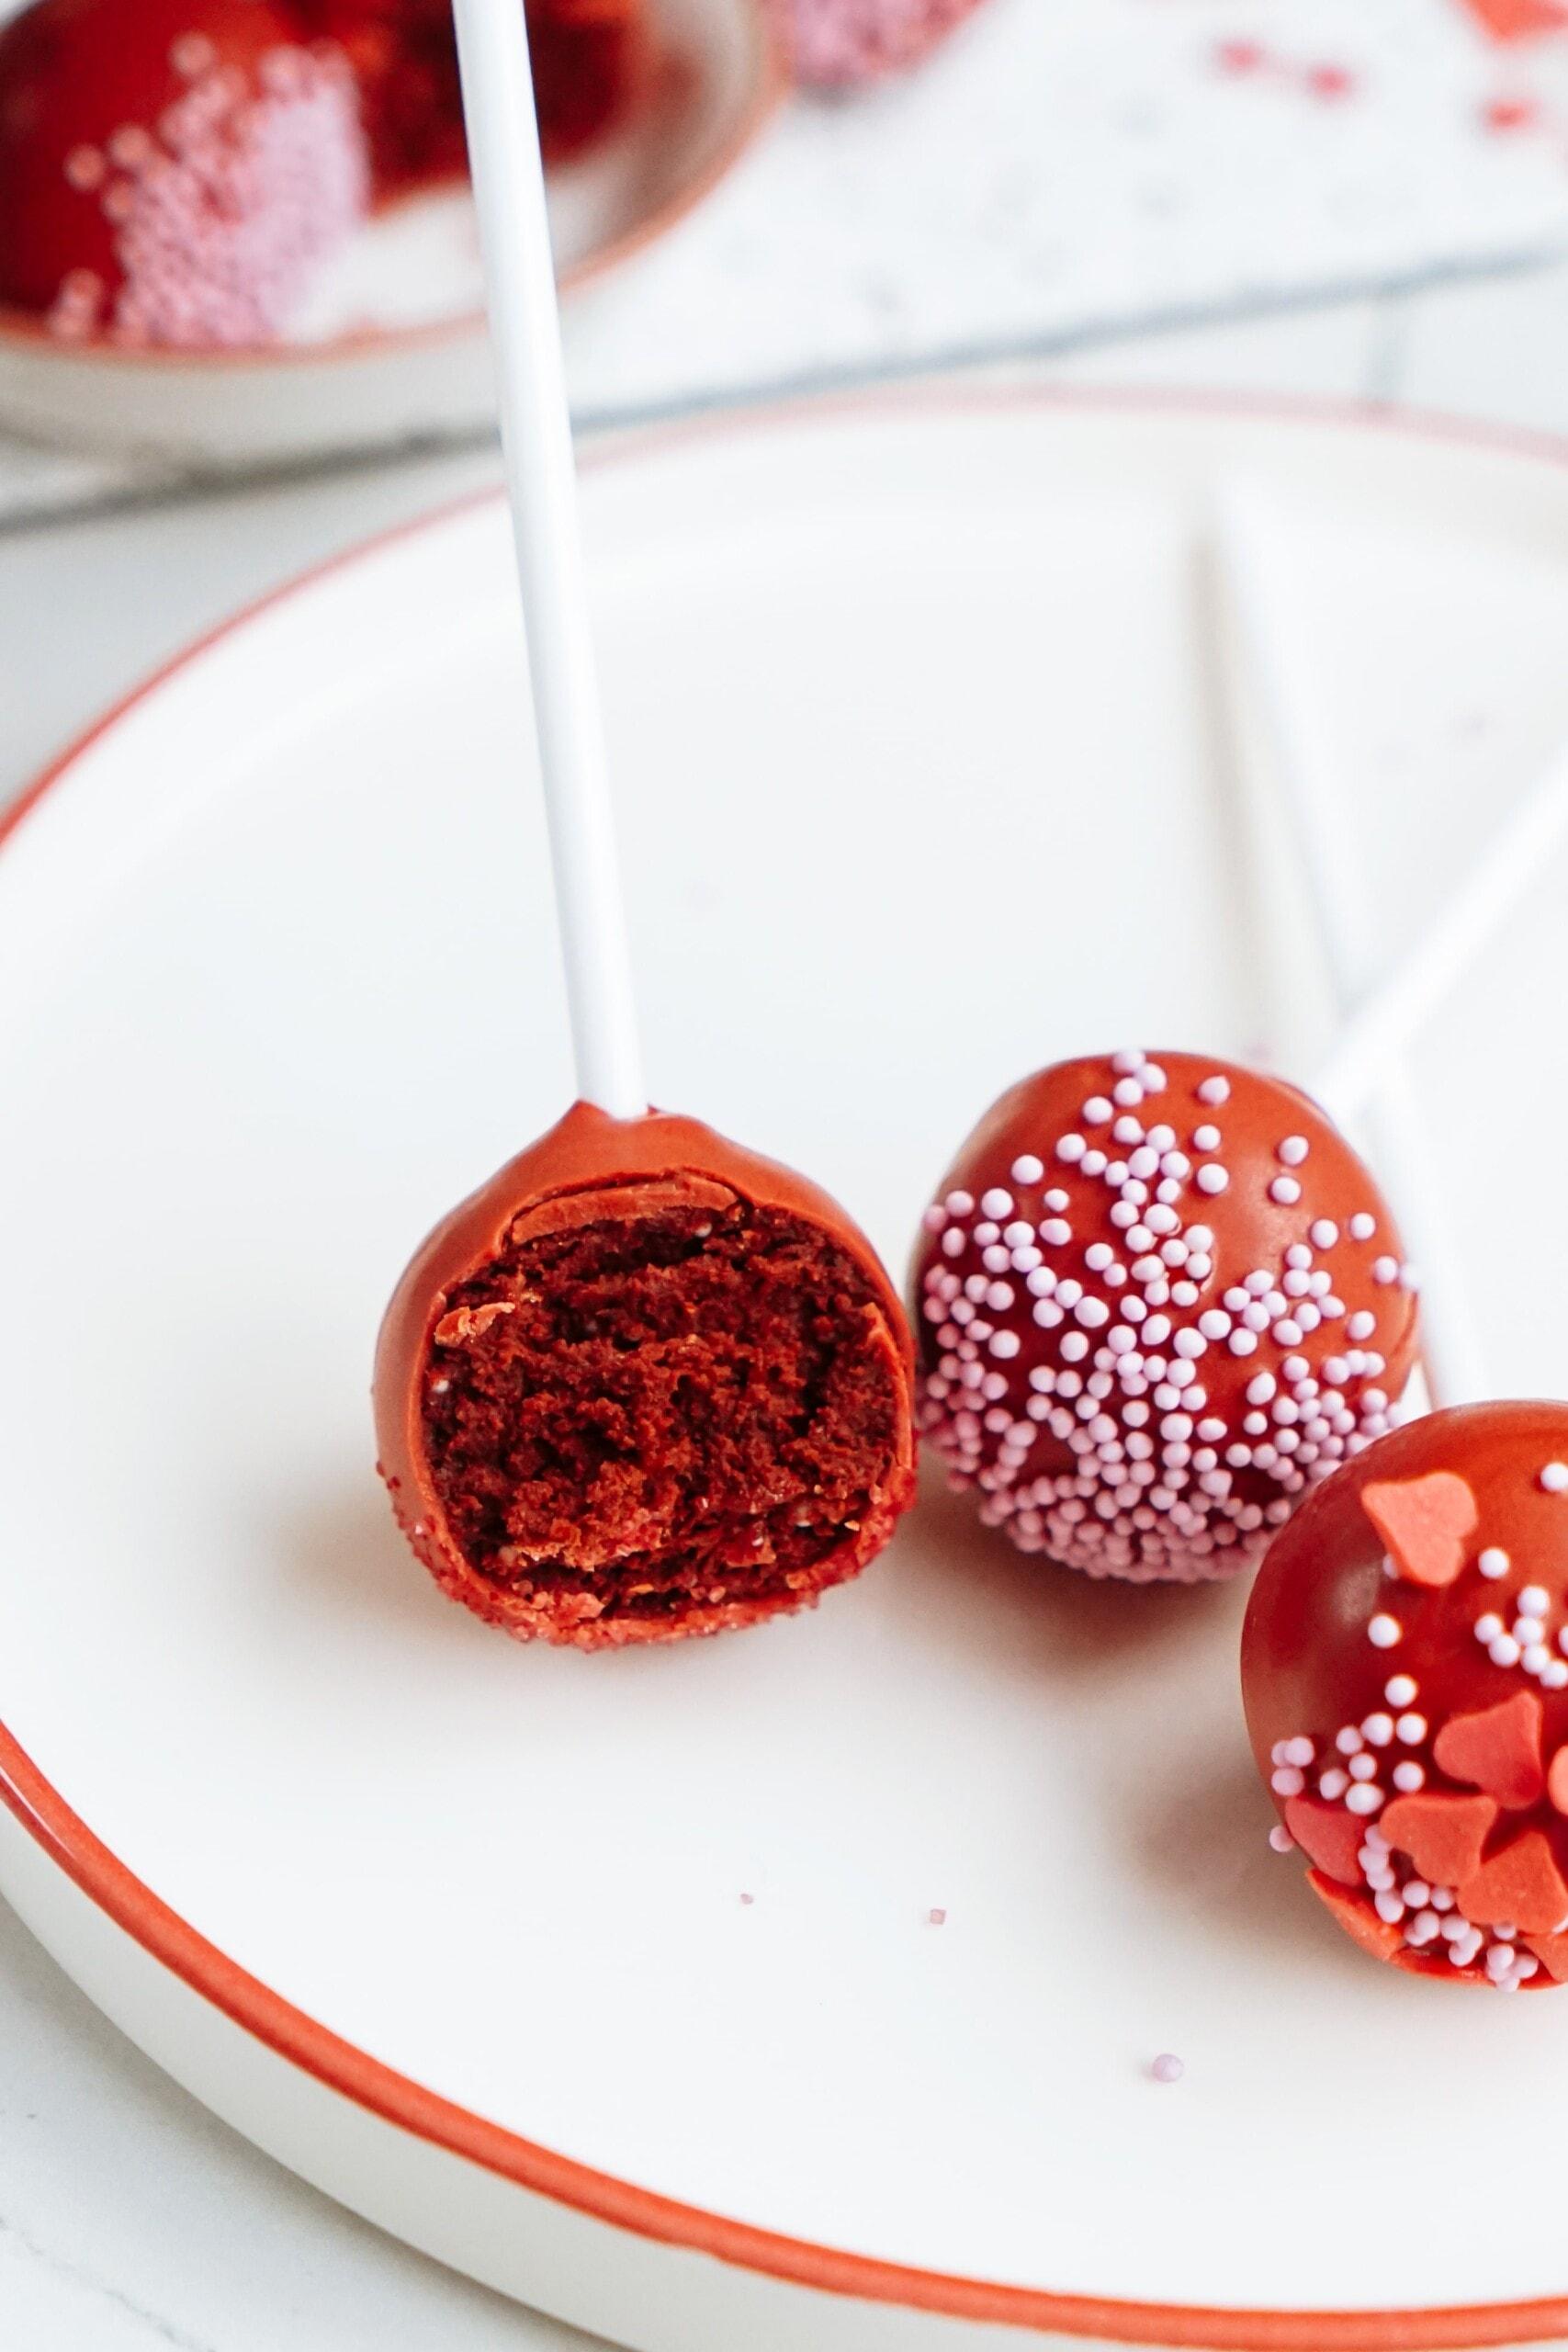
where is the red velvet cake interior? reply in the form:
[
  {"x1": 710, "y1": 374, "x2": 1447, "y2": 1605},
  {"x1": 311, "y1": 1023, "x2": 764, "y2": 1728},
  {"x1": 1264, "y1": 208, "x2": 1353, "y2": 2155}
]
[{"x1": 411, "y1": 1172, "x2": 909, "y2": 1642}]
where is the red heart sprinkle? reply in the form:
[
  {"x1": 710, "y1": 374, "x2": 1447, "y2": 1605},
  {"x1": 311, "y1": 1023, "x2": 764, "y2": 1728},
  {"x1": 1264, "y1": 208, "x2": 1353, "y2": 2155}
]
[
  {"x1": 1307, "y1": 1871, "x2": 1405, "y2": 1962},
  {"x1": 1380, "y1": 1792, "x2": 1497, "y2": 1888},
  {"x1": 1433, "y1": 1691, "x2": 1545, "y2": 1808},
  {"x1": 1459, "y1": 1831, "x2": 1568, "y2": 1934},
  {"x1": 1284, "y1": 1796, "x2": 1365, "y2": 1886},
  {"x1": 1360, "y1": 1472, "x2": 1478, "y2": 1588}
]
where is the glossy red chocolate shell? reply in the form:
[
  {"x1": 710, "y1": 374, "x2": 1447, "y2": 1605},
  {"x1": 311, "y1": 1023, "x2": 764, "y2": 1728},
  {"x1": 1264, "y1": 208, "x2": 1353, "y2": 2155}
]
[{"x1": 909, "y1": 1049, "x2": 1418, "y2": 1583}]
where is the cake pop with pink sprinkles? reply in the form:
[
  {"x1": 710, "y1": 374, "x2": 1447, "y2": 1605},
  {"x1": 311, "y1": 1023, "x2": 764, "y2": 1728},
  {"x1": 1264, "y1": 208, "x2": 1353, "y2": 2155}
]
[
  {"x1": 771, "y1": 0, "x2": 990, "y2": 87},
  {"x1": 0, "y1": 0, "x2": 368, "y2": 348},
  {"x1": 909, "y1": 1051, "x2": 1420, "y2": 1584}
]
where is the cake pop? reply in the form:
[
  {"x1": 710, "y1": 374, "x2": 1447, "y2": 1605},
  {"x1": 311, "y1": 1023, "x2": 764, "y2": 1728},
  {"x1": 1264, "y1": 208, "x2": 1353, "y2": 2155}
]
[
  {"x1": 306, "y1": 0, "x2": 646, "y2": 195},
  {"x1": 373, "y1": 0, "x2": 915, "y2": 1648},
  {"x1": 772, "y1": 0, "x2": 989, "y2": 87},
  {"x1": 0, "y1": 0, "x2": 367, "y2": 346},
  {"x1": 1244, "y1": 1401, "x2": 1568, "y2": 1990},
  {"x1": 909, "y1": 1051, "x2": 1418, "y2": 1583},
  {"x1": 376, "y1": 1103, "x2": 915, "y2": 1647}
]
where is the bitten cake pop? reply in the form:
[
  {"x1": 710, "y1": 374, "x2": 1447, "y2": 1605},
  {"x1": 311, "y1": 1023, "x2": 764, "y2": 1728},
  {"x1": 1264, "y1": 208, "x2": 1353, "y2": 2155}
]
[
  {"x1": 0, "y1": 0, "x2": 367, "y2": 346},
  {"x1": 1244, "y1": 1401, "x2": 1568, "y2": 1990},
  {"x1": 376, "y1": 1103, "x2": 914, "y2": 1646},
  {"x1": 910, "y1": 1051, "x2": 1418, "y2": 1582},
  {"x1": 374, "y1": 0, "x2": 915, "y2": 1648}
]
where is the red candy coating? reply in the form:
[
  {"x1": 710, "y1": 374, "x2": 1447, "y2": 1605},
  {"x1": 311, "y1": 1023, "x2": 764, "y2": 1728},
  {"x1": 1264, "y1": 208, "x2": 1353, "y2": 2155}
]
[
  {"x1": 909, "y1": 1051, "x2": 1418, "y2": 1583},
  {"x1": 303, "y1": 0, "x2": 648, "y2": 194},
  {"x1": 375, "y1": 1102, "x2": 917, "y2": 1649},
  {"x1": 1244, "y1": 1400, "x2": 1568, "y2": 1988},
  {"x1": 0, "y1": 0, "x2": 367, "y2": 345}
]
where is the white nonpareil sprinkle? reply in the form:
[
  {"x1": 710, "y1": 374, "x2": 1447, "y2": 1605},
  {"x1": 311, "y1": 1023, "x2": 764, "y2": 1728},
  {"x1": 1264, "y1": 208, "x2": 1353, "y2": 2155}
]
[
  {"x1": 1368, "y1": 1614, "x2": 1402, "y2": 1649},
  {"x1": 1541, "y1": 1463, "x2": 1568, "y2": 1494}
]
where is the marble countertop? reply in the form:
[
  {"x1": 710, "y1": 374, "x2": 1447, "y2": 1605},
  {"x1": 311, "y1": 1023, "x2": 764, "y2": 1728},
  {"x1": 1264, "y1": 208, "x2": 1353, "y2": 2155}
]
[{"x1": 6, "y1": 103, "x2": 1568, "y2": 2352}]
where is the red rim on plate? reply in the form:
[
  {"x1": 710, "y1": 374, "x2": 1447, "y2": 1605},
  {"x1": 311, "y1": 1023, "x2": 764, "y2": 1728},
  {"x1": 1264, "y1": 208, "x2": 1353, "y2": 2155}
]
[{"x1": 5, "y1": 387, "x2": 1568, "y2": 2351}]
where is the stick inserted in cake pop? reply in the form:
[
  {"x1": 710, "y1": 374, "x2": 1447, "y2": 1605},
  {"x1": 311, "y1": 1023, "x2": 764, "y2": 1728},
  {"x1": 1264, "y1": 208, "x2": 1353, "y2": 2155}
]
[
  {"x1": 375, "y1": 0, "x2": 917, "y2": 1647},
  {"x1": 908, "y1": 681, "x2": 1568, "y2": 1584},
  {"x1": 1212, "y1": 490, "x2": 1483, "y2": 1405},
  {"x1": 451, "y1": 0, "x2": 641, "y2": 1118},
  {"x1": 1311, "y1": 727, "x2": 1568, "y2": 1122}
]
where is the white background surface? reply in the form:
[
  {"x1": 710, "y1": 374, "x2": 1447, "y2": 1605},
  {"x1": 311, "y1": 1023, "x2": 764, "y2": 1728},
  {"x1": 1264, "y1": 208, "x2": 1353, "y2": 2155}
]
[{"x1": 6, "y1": 8, "x2": 1568, "y2": 2341}]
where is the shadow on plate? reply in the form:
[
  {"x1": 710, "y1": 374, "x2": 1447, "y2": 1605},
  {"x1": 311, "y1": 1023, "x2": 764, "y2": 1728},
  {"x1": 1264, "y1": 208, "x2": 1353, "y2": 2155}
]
[
  {"x1": 889, "y1": 1460, "x2": 1247, "y2": 1688},
  {"x1": 277, "y1": 1474, "x2": 465, "y2": 1641},
  {"x1": 1135, "y1": 1740, "x2": 1385, "y2": 1988}
]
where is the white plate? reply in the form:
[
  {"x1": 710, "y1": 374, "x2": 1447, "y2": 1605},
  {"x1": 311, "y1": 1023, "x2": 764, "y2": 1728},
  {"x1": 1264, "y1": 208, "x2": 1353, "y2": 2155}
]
[
  {"x1": 4, "y1": 391, "x2": 1568, "y2": 2352},
  {"x1": 0, "y1": 0, "x2": 779, "y2": 468}
]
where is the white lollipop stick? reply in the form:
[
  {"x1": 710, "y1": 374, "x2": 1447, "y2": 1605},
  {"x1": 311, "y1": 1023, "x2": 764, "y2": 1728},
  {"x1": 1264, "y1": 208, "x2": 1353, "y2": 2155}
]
[
  {"x1": 1212, "y1": 488, "x2": 1485, "y2": 1404},
  {"x1": 451, "y1": 0, "x2": 645, "y2": 1119},
  {"x1": 1315, "y1": 729, "x2": 1568, "y2": 1118}
]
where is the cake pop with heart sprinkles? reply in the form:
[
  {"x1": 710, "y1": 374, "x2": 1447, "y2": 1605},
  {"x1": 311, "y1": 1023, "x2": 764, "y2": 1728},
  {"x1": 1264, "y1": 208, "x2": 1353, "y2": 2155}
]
[
  {"x1": 909, "y1": 1050, "x2": 1419, "y2": 1583},
  {"x1": 1244, "y1": 1400, "x2": 1568, "y2": 1990}
]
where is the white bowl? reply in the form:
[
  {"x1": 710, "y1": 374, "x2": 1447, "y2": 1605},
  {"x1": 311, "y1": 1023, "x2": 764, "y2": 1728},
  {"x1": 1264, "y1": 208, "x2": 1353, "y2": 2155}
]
[{"x1": 0, "y1": 0, "x2": 781, "y2": 466}]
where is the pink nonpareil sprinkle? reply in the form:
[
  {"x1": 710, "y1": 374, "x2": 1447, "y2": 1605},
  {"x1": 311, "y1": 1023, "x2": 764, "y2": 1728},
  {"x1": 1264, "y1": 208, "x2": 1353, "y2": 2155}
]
[
  {"x1": 739, "y1": 1892, "x2": 755, "y2": 1906},
  {"x1": 1150, "y1": 2052, "x2": 1185, "y2": 2085},
  {"x1": 1304, "y1": 61, "x2": 1356, "y2": 101},
  {"x1": 927, "y1": 1906, "x2": 948, "y2": 1927},
  {"x1": 773, "y1": 0, "x2": 991, "y2": 88},
  {"x1": 1269, "y1": 1824, "x2": 1294, "y2": 1853},
  {"x1": 50, "y1": 45, "x2": 367, "y2": 350},
  {"x1": 1483, "y1": 95, "x2": 1539, "y2": 130}
]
